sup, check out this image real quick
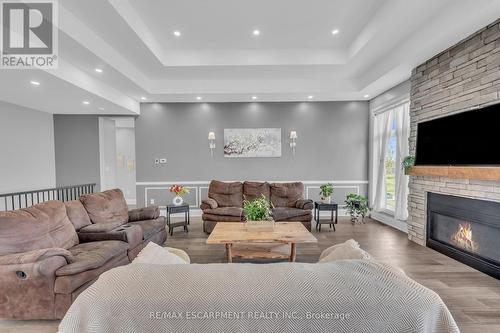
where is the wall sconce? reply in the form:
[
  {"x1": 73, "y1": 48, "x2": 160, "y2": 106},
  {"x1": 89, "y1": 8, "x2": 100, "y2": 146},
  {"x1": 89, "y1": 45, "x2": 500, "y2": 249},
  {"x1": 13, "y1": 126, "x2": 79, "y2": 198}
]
[
  {"x1": 208, "y1": 131, "x2": 216, "y2": 156},
  {"x1": 289, "y1": 130, "x2": 297, "y2": 155}
]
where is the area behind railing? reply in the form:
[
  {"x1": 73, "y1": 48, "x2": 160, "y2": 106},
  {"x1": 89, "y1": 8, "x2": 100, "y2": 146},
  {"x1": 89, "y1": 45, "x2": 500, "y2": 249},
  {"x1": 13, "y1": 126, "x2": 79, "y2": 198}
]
[{"x1": 0, "y1": 183, "x2": 96, "y2": 211}]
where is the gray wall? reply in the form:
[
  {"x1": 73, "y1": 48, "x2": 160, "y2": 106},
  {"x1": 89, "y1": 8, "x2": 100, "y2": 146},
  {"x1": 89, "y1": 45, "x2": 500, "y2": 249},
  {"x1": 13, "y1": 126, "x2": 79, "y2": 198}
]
[
  {"x1": 136, "y1": 101, "x2": 370, "y2": 208},
  {"x1": 0, "y1": 101, "x2": 56, "y2": 194},
  {"x1": 54, "y1": 115, "x2": 101, "y2": 190}
]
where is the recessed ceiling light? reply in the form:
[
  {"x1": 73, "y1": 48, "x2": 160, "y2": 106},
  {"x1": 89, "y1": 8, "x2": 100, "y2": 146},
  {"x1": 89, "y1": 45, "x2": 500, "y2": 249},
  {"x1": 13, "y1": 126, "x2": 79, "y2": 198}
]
[
  {"x1": 331, "y1": 29, "x2": 339, "y2": 35},
  {"x1": 196, "y1": 96, "x2": 202, "y2": 100},
  {"x1": 140, "y1": 96, "x2": 147, "y2": 101},
  {"x1": 252, "y1": 29, "x2": 260, "y2": 36},
  {"x1": 30, "y1": 80, "x2": 40, "y2": 86},
  {"x1": 94, "y1": 68, "x2": 103, "y2": 73},
  {"x1": 364, "y1": 94, "x2": 370, "y2": 98},
  {"x1": 308, "y1": 95, "x2": 314, "y2": 99},
  {"x1": 173, "y1": 30, "x2": 181, "y2": 37},
  {"x1": 98, "y1": 107, "x2": 105, "y2": 111},
  {"x1": 82, "y1": 101, "x2": 90, "y2": 105},
  {"x1": 252, "y1": 96, "x2": 258, "y2": 100}
]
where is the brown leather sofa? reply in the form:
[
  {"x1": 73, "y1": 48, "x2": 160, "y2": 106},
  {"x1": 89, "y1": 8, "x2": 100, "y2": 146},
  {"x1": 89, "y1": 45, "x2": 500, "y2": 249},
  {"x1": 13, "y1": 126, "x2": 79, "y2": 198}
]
[
  {"x1": 0, "y1": 189, "x2": 166, "y2": 320},
  {"x1": 201, "y1": 180, "x2": 313, "y2": 233}
]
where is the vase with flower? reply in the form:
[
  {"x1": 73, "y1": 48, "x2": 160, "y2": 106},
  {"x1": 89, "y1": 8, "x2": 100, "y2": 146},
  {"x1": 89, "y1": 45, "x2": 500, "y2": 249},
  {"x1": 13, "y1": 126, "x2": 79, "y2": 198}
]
[{"x1": 169, "y1": 184, "x2": 190, "y2": 206}]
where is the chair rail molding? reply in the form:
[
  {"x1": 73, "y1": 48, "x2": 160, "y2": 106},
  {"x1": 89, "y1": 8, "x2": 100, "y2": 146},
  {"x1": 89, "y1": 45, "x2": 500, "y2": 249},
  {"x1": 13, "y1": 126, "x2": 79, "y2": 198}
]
[{"x1": 137, "y1": 180, "x2": 369, "y2": 217}]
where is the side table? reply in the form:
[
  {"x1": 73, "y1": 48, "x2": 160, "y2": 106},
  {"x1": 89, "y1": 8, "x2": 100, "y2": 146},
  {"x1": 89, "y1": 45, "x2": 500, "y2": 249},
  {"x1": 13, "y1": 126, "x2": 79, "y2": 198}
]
[
  {"x1": 314, "y1": 201, "x2": 338, "y2": 232},
  {"x1": 166, "y1": 204, "x2": 190, "y2": 236}
]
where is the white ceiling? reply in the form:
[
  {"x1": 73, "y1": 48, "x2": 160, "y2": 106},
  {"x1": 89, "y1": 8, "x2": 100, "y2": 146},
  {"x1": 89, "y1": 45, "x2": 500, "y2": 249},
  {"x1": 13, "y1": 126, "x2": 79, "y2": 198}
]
[{"x1": 1, "y1": 0, "x2": 500, "y2": 114}]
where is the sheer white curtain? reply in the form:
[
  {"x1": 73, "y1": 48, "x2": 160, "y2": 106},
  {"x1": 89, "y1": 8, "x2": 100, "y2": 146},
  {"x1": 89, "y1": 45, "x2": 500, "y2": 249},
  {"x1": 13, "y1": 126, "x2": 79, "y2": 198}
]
[
  {"x1": 394, "y1": 102, "x2": 410, "y2": 220},
  {"x1": 372, "y1": 110, "x2": 394, "y2": 211}
]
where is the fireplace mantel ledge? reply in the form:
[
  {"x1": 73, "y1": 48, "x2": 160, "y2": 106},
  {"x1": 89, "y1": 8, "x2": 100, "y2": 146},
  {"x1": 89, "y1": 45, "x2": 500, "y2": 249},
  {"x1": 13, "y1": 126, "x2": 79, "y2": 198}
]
[{"x1": 406, "y1": 166, "x2": 500, "y2": 181}]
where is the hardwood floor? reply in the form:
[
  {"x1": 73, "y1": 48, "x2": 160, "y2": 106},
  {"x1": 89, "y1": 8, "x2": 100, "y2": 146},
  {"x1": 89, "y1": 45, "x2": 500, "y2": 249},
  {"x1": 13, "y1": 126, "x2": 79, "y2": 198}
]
[{"x1": 2, "y1": 217, "x2": 499, "y2": 333}]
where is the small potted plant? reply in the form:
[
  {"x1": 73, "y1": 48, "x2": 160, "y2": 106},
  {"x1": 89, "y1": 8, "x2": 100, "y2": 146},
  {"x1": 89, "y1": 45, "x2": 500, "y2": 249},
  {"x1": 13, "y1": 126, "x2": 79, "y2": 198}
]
[
  {"x1": 345, "y1": 193, "x2": 369, "y2": 223},
  {"x1": 169, "y1": 184, "x2": 190, "y2": 206},
  {"x1": 243, "y1": 194, "x2": 274, "y2": 231},
  {"x1": 319, "y1": 183, "x2": 334, "y2": 203},
  {"x1": 402, "y1": 155, "x2": 416, "y2": 173}
]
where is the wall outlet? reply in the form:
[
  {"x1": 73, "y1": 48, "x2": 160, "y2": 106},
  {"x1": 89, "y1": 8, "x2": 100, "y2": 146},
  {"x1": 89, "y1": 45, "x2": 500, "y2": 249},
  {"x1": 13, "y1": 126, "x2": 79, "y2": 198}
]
[
  {"x1": 150, "y1": 199, "x2": 155, "y2": 204},
  {"x1": 154, "y1": 158, "x2": 160, "y2": 164},
  {"x1": 159, "y1": 158, "x2": 167, "y2": 164}
]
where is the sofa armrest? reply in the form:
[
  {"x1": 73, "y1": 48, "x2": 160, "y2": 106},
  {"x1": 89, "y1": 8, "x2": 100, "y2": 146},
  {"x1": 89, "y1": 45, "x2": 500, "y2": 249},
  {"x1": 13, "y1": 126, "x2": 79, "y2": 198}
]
[
  {"x1": 295, "y1": 199, "x2": 313, "y2": 210},
  {"x1": 0, "y1": 248, "x2": 74, "y2": 266},
  {"x1": 128, "y1": 206, "x2": 160, "y2": 222},
  {"x1": 77, "y1": 224, "x2": 143, "y2": 249},
  {"x1": 200, "y1": 198, "x2": 218, "y2": 210}
]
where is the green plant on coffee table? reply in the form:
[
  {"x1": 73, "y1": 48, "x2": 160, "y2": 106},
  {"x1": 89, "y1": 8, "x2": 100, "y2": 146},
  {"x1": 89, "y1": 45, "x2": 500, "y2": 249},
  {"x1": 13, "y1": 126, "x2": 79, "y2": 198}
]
[
  {"x1": 402, "y1": 155, "x2": 416, "y2": 171},
  {"x1": 345, "y1": 193, "x2": 369, "y2": 223},
  {"x1": 319, "y1": 183, "x2": 334, "y2": 199},
  {"x1": 243, "y1": 194, "x2": 272, "y2": 221}
]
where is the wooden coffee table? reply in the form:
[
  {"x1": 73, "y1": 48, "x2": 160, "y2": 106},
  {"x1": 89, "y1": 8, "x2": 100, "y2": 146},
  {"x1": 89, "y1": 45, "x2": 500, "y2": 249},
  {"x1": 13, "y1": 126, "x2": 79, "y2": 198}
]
[{"x1": 206, "y1": 222, "x2": 317, "y2": 262}]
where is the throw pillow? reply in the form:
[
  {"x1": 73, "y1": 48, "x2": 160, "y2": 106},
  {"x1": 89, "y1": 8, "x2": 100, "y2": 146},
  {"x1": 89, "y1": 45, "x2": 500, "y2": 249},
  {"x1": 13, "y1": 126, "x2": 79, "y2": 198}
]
[
  {"x1": 318, "y1": 239, "x2": 371, "y2": 263},
  {"x1": 132, "y1": 242, "x2": 189, "y2": 265}
]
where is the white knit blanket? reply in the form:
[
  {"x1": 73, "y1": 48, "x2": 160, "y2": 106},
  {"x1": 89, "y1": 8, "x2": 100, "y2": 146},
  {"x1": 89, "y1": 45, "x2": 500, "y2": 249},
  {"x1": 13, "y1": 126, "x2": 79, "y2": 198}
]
[{"x1": 58, "y1": 260, "x2": 459, "y2": 333}]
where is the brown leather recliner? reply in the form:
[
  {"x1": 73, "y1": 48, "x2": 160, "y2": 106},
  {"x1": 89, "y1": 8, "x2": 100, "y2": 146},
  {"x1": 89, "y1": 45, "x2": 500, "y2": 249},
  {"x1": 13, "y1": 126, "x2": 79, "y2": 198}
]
[
  {"x1": 201, "y1": 180, "x2": 313, "y2": 233},
  {"x1": 0, "y1": 189, "x2": 167, "y2": 320},
  {"x1": 77, "y1": 189, "x2": 167, "y2": 259}
]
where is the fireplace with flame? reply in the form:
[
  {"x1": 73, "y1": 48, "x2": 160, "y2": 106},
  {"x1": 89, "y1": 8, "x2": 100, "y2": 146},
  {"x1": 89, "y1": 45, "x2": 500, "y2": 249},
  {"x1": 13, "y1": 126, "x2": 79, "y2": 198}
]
[{"x1": 427, "y1": 193, "x2": 500, "y2": 279}]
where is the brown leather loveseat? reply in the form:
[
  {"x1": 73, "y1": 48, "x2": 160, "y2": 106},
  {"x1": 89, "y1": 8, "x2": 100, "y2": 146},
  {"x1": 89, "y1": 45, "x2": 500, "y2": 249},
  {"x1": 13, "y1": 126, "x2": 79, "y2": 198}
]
[
  {"x1": 200, "y1": 180, "x2": 313, "y2": 233},
  {"x1": 0, "y1": 188, "x2": 166, "y2": 320}
]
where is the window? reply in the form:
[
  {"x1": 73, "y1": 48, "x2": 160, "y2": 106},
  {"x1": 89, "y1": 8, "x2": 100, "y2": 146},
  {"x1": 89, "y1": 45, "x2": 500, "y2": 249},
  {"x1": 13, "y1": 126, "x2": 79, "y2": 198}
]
[
  {"x1": 371, "y1": 99, "x2": 410, "y2": 220},
  {"x1": 384, "y1": 118, "x2": 397, "y2": 211}
]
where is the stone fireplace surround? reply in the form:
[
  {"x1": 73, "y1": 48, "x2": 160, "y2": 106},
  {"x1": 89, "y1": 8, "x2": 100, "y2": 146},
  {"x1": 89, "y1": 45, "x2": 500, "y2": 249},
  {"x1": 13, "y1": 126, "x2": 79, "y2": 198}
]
[{"x1": 408, "y1": 19, "x2": 500, "y2": 245}]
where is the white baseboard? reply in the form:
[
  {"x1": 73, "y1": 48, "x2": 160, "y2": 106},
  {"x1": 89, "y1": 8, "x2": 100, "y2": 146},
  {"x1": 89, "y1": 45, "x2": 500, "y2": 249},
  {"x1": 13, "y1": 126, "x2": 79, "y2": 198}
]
[{"x1": 371, "y1": 211, "x2": 408, "y2": 233}]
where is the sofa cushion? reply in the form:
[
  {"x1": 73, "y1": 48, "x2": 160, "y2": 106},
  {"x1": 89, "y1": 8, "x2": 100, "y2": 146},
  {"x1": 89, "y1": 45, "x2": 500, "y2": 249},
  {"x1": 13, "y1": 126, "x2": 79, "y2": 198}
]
[
  {"x1": 203, "y1": 207, "x2": 243, "y2": 218},
  {"x1": 202, "y1": 213, "x2": 245, "y2": 222},
  {"x1": 55, "y1": 240, "x2": 128, "y2": 276},
  {"x1": 78, "y1": 221, "x2": 124, "y2": 233},
  {"x1": 272, "y1": 207, "x2": 311, "y2": 221},
  {"x1": 270, "y1": 182, "x2": 304, "y2": 208},
  {"x1": 208, "y1": 181, "x2": 243, "y2": 208},
  {"x1": 127, "y1": 218, "x2": 167, "y2": 240},
  {"x1": 128, "y1": 206, "x2": 160, "y2": 222},
  {"x1": 64, "y1": 200, "x2": 92, "y2": 231},
  {"x1": 243, "y1": 181, "x2": 270, "y2": 202},
  {"x1": 80, "y1": 189, "x2": 129, "y2": 225},
  {"x1": 54, "y1": 253, "x2": 129, "y2": 295},
  {"x1": 0, "y1": 201, "x2": 79, "y2": 255}
]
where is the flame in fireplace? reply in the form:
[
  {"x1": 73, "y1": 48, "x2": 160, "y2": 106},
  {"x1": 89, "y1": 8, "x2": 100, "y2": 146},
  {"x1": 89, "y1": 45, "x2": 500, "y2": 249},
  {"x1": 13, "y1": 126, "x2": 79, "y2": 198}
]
[{"x1": 451, "y1": 222, "x2": 478, "y2": 252}]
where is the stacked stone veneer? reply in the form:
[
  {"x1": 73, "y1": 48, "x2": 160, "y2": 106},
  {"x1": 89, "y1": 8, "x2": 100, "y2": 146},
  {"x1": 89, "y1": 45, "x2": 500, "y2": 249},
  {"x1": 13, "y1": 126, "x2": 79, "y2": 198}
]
[{"x1": 408, "y1": 19, "x2": 500, "y2": 245}]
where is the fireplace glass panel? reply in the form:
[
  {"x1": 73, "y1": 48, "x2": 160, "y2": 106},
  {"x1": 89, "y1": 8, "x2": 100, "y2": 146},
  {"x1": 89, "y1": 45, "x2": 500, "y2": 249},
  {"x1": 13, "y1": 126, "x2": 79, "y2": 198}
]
[{"x1": 430, "y1": 212, "x2": 500, "y2": 264}]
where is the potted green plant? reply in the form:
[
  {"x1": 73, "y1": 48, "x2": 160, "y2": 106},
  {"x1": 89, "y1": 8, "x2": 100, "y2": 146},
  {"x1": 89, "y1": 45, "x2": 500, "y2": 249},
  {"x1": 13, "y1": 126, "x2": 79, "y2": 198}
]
[
  {"x1": 319, "y1": 183, "x2": 334, "y2": 203},
  {"x1": 402, "y1": 155, "x2": 416, "y2": 173},
  {"x1": 345, "y1": 193, "x2": 369, "y2": 223},
  {"x1": 243, "y1": 194, "x2": 274, "y2": 231}
]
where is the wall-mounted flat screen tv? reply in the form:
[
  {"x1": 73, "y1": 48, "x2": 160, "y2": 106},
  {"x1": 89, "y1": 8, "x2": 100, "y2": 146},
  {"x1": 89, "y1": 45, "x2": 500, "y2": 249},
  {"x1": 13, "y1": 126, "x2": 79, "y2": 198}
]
[{"x1": 415, "y1": 102, "x2": 500, "y2": 165}]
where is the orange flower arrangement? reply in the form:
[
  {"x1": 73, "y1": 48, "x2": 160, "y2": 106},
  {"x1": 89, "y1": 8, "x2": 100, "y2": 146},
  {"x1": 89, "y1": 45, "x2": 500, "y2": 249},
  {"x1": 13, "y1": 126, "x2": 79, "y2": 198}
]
[{"x1": 169, "y1": 184, "x2": 189, "y2": 196}]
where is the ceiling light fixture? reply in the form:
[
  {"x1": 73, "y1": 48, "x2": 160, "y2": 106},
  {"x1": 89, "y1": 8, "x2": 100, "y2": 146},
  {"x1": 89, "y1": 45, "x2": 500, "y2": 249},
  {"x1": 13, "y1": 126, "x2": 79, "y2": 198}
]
[
  {"x1": 30, "y1": 80, "x2": 40, "y2": 86},
  {"x1": 308, "y1": 95, "x2": 314, "y2": 99},
  {"x1": 98, "y1": 107, "x2": 105, "y2": 111},
  {"x1": 252, "y1": 29, "x2": 260, "y2": 36},
  {"x1": 82, "y1": 101, "x2": 90, "y2": 105},
  {"x1": 364, "y1": 94, "x2": 370, "y2": 98},
  {"x1": 196, "y1": 96, "x2": 202, "y2": 100},
  {"x1": 94, "y1": 68, "x2": 103, "y2": 73},
  {"x1": 140, "y1": 96, "x2": 147, "y2": 101},
  {"x1": 173, "y1": 30, "x2": 181, "y2": 37},
  {"x1": 331, "y1": 29, "x2": 339, "y2": 35},
  {"x1": 252, "y1": 96, "x2": 258, "y2": 100}
]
